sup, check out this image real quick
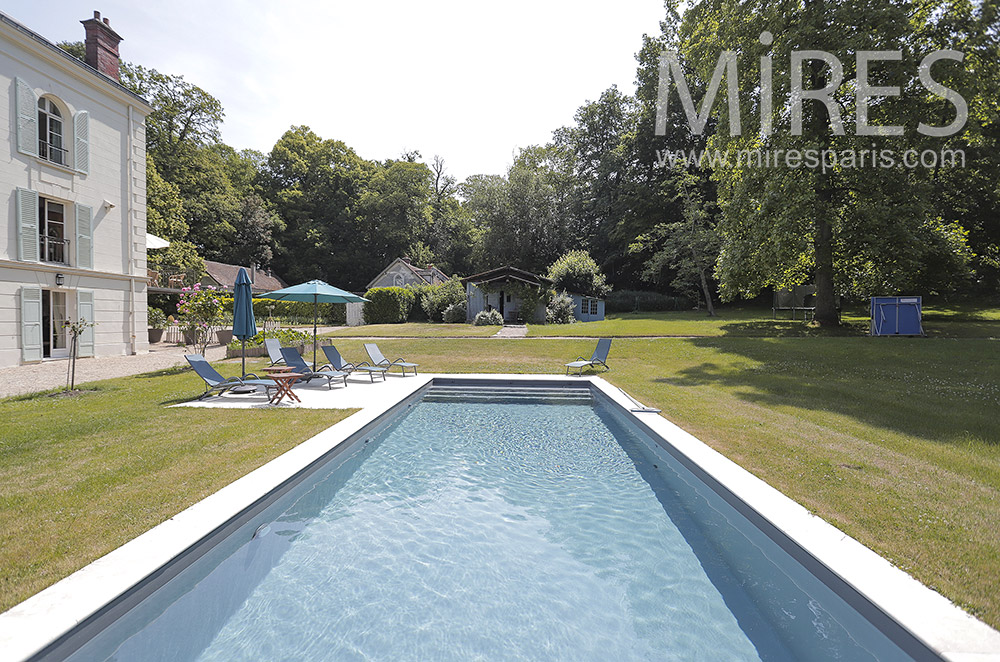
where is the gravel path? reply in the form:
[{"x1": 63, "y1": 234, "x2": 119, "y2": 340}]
[
  {"x1": 0, "y1": 344, "x2": 229, "y2": 400},
  {"x1": 493, "y1": 325, "x2": 528, "y2": 338}
]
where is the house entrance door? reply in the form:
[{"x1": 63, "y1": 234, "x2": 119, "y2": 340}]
[{"x1": 41, "y1": 289, "x2": 69, "y2": 358}]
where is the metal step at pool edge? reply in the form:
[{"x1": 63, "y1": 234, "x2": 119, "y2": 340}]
[{"x1": 423, "y1": 384, "x2": 593, "y2": 404}]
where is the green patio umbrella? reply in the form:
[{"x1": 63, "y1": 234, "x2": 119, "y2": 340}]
[
  {"x1": 232, "y1": 268, "x2": 256, "y2": 377},
  {"x1": 258, "y1": 279, "x2": 368, "y2": 370}
]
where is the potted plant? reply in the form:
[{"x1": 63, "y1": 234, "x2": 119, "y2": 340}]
[{"x1": 147, "y1": 307, "x2": 167, "y2": 343}]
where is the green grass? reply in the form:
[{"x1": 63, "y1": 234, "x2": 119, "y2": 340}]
[
  {"x1": 525, "y1": 304, "x2": 1000, "y2": 338},
  {"x1": 0, "y1": 364, "x2": 355, "y2": 613},
  {"x1": 2, "y1": 335, "x2": 999, "y2": 630},
  {"x1": 324, "y1": 322, "x2": 500, "y2": 337}
]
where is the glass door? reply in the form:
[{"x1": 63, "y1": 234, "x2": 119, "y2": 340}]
[{"x1": 41, "y1": 290, "x2": 69, "y2": 358}]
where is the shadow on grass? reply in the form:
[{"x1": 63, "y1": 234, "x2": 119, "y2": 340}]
[
  {"x1": 657, "y1": 337, "x2": 1000, "y2": 447},
  {"x1": 718, "y1": 320, "x2": 867, "y2": 337},
  {"x1": 136, "y1": 366, "x2": 190, "y2": 379}
]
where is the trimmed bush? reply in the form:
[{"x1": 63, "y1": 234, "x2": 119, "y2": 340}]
[
  {"x1": 422, "y1": 278, "x2": 467, "y2": 321},
  {"x1": 605, "y1": 290, "x2": 693, "y2": 313},
  {"x1": 363, "y1": 287, "x2": 416, "y2": 324},
  {"x1": 473, "y1": 309, "x2": 504, "y2": 326},
  {"x1": 547, "y1": 250, "x2": 610, "y2": 298},
  {"x1": 442, "y1": 301, "x2": 467, "y2": 323},
  {"x1": 546, "y1": 291, "x2": 576, "y2": 324}
]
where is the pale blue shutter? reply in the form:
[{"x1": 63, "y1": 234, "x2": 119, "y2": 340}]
[
  {"x1": 15, "y1": 78, "x2": 38, "y2": 157},
  {"x1": 77, "y1": 291, "x2": 95, "y2": 357},
  {"x1": 74, "y1": 110, "x2": 90, "y2": 174},
  {"x1": 16, "y1": 188, "x2": 39, "y2": 262},
  {"x1": 76, "y1": 204, "x2": 94, "y2": 269},
  {"x1": 21, "y1": 287, "x2": 43, "y2": 362}
]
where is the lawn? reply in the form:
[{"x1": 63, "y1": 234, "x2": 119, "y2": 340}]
[
  {"x1": 324, "y1": 322, "x2": 500, "y2": 337},
  {"x1": 2, "y1": 335, "x2": 999, "y2": 631},
  {"x1": 0, "y1": 368, "x2": 355, "y2": 614},
  {"x1": 527, "y1": 303, "x2": 1000, "y2": 338}
]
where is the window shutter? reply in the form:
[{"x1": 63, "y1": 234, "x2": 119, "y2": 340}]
[
  {"x1": 74, "y1": 110, "x2": 90, "y2": 174},
  {"x1": 77, "y1": 290, "x2": 95, "y2": 357},
  {"x1": 16, "y1": 188, "x2": 39, "y2": 262},
  {"x1": 76, "y1": 204, "x2": 94, "y2": 269},
  {"x1": 15, "y1": 78, "x2": 38, "y2": 157},
  {"x1": 21, "y1": 287, "x2": 43, "y2": 362}
]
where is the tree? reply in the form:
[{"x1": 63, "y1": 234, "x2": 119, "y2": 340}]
[
  {"x1": 631, "y1": 168, "x2": 720, "y2": 315},
  {"x1": 547, "y1": 250, "x2": 611, "y2": 298},
  {"x1": 464, "y1": 146, "x2": 575, "y2": 273},
  {"x1": 675, "y1": 0, "x2": 983, "y2": 323},
  {"x1": 120, "y1": 63, "x2": 224, "y2": 175},
  {"x1": 145, "y1": 155, "x2": 203, "y2": 280},
  {"x1": 258, "y1": 126, "x2": 371, "y2": 288},
  {"x1": 230, "y1": 194, "x2": 282, "y2": 268}
]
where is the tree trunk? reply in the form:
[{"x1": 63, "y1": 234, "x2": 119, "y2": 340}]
[
  {"x1": 806, "y1": 0, "x2": 839, "y2": 326},
  {"x1": 813, "y1": 214, "x2": 839, "y2": 325},
  {"x1": 699, "y1": 268, "x2": 717, "y2": 317}
]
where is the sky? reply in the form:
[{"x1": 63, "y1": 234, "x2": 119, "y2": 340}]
[{"x1": 5, "y1": 0, "x2": 666, "y2": 182}]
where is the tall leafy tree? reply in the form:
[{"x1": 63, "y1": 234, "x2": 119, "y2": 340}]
[
  {"x1": 259, "y1": 126, "x2": 371, "y2": 288},
  {"x1": 675, "y1": 0, "x2": 983, "y2": 323}
]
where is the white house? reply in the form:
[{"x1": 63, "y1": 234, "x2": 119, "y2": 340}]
[{"x1": 0, "y1": 11, "x2": 151, "y2": 368}]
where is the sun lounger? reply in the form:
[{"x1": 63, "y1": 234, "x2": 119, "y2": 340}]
[
  {"x1": 264, "y1": 338, "x2": 284, "y2": 366},
  {"x1": 320, "y1": 345, "x2": 387, "y2": 383},
  {"x1": 364, "y1": 343, "x2": 419, "y2": 376},
  {"x1": 279, "y1": 347, "x2": 348, "y2": 388},
  {"x1": 565, "y1": 338, "x2": 612, "y2": 375},
  {"x1": 185, "y1": 354, "x2": 276, "y2": 400}
]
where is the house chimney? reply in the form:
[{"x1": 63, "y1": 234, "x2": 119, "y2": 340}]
[
  {"x1": 250, "y1": 263, "x2": 257, "y2": 284},
  {"x1": 81, "y1": 11, "x2": 124, "y2": 81}
]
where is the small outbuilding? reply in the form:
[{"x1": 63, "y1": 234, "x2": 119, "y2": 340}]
[{"x1": 462, "y1": 266, "x2": 605, "y2": 324}]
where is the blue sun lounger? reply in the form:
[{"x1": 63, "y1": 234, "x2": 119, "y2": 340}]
[
  {"x1": 185, "y1": 354, "x2": 276, "y2": 400},
  {"x1": 364, "y1": 343, "x2": 419, "y2": 376},
  {"x1": 279, "y1": 347, "x2": 349, "y2": 388},
  {"x1": 565, "y1": 338, "x2": 612, "y2": 375},
  {"x1": 320, "y1": 345, "x2": 387, "y2": 383}
]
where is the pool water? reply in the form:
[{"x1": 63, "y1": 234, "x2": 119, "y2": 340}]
[{"x1": 66, "y1": 398, "x2": 918, "y2": 661}]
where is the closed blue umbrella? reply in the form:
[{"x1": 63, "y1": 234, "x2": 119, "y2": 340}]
[
  {"x1": 259, "y1": 279, "x2": 368, "y2": 369},
  {"x1": 232, "y1": 268, "x2": 257, "y2": 377}
]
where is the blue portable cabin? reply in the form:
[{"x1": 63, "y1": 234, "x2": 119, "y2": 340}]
[{"x1": 870, "y1": 297, "x2": 924, "y2": 336}]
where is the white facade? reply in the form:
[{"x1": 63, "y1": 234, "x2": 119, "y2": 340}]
[{"x1": 0, "y1": 14, "x2": 151, "y2": 368}]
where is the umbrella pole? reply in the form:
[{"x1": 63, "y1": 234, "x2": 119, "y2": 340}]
[
  {"x1": 313, "y1": 296, "x2": 318, "y2": 371},
  {"x1": 241, "y1": 338, "x2": 246, "y2": 377}
]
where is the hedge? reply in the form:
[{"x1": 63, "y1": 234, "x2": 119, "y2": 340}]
[{"x1": 363, "y1": 287, "x2": 416, "y2": 324}]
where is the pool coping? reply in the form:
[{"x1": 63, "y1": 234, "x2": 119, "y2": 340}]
[{"x1": 2, "y1": 374, "x2": 999, "y2": 661}]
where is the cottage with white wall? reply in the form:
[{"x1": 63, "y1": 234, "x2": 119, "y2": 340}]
[
  {"x1": 0, "y1": 11, "x2": 151, "y2": 368},
  {"x1": 462, "y1": 265, "x2": 606, "y2": 324}
]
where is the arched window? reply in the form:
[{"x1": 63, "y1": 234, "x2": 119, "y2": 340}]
[
  {"x1": 37, "y1": 97, "x2": 66, "y2": 166},
  {"x1": 393, "y1": 273, "x2": 405, "y2": 287}
]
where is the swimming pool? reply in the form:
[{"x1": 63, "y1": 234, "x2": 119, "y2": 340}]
[{"x1": 4, "y1": 377, "x2": 998, "y2": 660}]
